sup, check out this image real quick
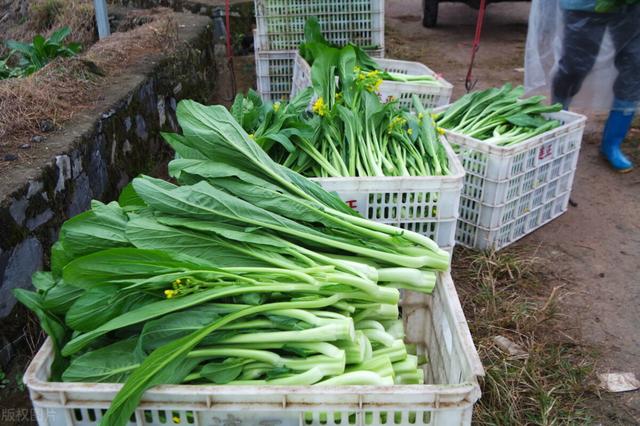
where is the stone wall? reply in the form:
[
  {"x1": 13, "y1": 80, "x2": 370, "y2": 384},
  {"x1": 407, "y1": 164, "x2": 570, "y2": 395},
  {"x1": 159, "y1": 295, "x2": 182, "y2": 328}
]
[
  {"x1": 0, "y1": 14, "x2": 217, "y2": 322},
  {"x1": 110, "y1": 0, "x2": 256, "y2": 52}
]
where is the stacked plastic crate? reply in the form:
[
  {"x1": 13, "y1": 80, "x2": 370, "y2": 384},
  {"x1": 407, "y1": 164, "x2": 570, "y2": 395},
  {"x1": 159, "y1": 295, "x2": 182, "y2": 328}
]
[{"x1": 254, "y1": 0, "x2": 385, "y2": 101}]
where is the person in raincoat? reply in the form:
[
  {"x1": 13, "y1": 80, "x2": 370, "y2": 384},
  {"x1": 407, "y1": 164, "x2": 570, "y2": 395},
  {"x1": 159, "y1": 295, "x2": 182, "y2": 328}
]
[{"x1": 551, "y1": 0, "x2": 640, "y2": 172}]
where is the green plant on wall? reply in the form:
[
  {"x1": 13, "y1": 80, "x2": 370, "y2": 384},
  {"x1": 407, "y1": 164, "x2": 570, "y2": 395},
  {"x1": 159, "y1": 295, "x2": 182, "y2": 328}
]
[{"x1": 1, "y1": 26, "x2": 81, "y2": 79}]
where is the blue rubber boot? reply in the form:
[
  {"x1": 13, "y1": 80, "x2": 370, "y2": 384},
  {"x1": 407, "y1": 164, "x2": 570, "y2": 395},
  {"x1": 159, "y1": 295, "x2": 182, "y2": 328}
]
[{"x1": 601, "y1": 107, "x2": 635, "y2": 173}]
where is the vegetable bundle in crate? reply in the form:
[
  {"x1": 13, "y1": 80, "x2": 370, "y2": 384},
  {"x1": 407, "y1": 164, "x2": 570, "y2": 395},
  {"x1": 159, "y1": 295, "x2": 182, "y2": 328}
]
[
  {"x1": 237, "y1": 43, "x2": 463, "y2": 251},
  {"x1": 19, "y1": 100, "x2": 482, "y2": 426},
  {"x1": 289, "y1": 20, "x2": 452, "y2": 110},
  {"x1": 433, "y1": 84, "x2": 587, "y2": 250}
]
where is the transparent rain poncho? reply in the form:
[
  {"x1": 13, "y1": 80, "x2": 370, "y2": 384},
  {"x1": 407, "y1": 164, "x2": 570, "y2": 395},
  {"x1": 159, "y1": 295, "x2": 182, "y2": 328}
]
[{"x1": 525, "y1": 0, "x2": 640, "y2": 113}]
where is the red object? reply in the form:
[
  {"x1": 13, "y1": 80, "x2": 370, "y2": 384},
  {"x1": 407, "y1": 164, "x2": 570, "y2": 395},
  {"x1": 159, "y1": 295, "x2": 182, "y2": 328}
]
[
  {"x1": 225, "y1": 0, "x2": 237, "y2": 99},
  {"x1": 464, "y1": 0, "x2": 487, "y2": 92}
]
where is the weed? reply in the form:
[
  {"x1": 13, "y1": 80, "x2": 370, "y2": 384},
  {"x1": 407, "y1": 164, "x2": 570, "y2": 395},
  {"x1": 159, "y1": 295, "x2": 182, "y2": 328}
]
[
  {"x1": 452, "y1": 246, "x2": 597, "y2": 425},
  {"x1": 0, "y1": 371, "x2": 10, "y2": 389}
]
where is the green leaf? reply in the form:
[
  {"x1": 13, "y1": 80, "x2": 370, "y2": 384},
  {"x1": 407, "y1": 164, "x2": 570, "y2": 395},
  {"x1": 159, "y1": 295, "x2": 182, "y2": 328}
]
[
  {"x1": 506, "y1": 113, "x2": 549, "y2": 129},
  {"x1": 32, "y1": 271, "x2": 55, "y2": 292},
  {"x1": 5, "y1": 40, "x2": 33, "y2": 57},
  {"x1": 137, "y1": 305, "x2": 224, "y2": 353},
  {"x1": 65, "y1": 285, "x2": 155, "y2": 332},
  {"x1": 230, "y1": 93, "x2": 245, "y2": 124},
  {"x1": 262, "y1": 133, "x2": 296, "y2": 153},
  {"x1": 172, "y1": 100, "x2": 355, "y2": 215},
  {"x1": 162, "y1": 132, "x2": 208, "y2": 160},
  {"x1": 13, "y1": 289, "x2": 69, "y2": 380},
  {"x1": 55, "y1": 201, "x2": 131, "y2": 270},
  {"x1": 62, "y1": 248, "x2": 204, "y2": 289},
  {"x1": 304, "y1": 17, "x2": 328, "y2": 46},
  {"x1": 126, "y1": 215, "x2": 289, "y2": 268},
  {"x1": 264, "y1": 366, "x2": 293, "y2": 380},
  {"x1": 62, "y1": 282, "x2": 319, "y2": 356},
  {"x1": 62, "y1": 338, "x2": 142, "y2": 383},
  {"x1": 118, "y1": 183, "x2": 146, "y2": 210},
  {"x1": 41, "y1": 282, "x2": 84, "y2": 315},
  {"x1": 100, "y1": 295, "x2": 341, "y2": 426},
  {"x1": 200, "y1": 358, "x2": 248, "y2": 384},
  {"x1": 48, "y1": 26, "x2": 72, "y2": 45}
]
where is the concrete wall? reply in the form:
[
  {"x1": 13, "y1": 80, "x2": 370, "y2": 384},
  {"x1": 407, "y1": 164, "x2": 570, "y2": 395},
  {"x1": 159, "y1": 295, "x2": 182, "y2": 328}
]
[{"x1": 0, "y1": 14, "x2": 217, "y2": 321}]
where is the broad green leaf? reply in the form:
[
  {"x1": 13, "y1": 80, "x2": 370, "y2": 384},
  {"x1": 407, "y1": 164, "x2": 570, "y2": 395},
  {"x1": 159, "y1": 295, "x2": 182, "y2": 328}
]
[
  {"x1": 62, "y1": 248, "x2": 204, "y2": 289},
  {"x1": 65, "y1": 285, "x2": 155, "y2": 332},
  {"x1": 506, "y1": 113, "x2": 549, "y2": 129},
  {"x1": 62, "y1": 283, "x2": 319, "y2": 356},
  {"x1": 208, "y1": 178, "x2": 332, "y2": 226},
  {"x1": 13, "y1": 289, "x2": 69, "y2": 380},
  {"x1": 152, "y1": 216, "x2": 284, "y2": 248},
  {"x1": 200, "y1": 358, "x2": 249, "y2": 384},
  {"x1": 264, "y1": 366, "x2": 293, "y2": 380},
  {"x1": 132, "y1": 177, "x2": 327, "y2": 241},
  {"x1": 126, "y1": 215, "x2": 290, "y2": 268},
  {"x1": 230, "y1": 93, "x2": 245, "y2": 124},
  {"x1": 118, "y1": 183, "x2": 146, "y2": 210},
  {"x1": 100, "y1": 295, "x2": 342, "y2": 426},
  {"x1": 56, "y1": 201, "x2": 130, "y2": 267},
  {"x1": 32, "y1": 271, "x2": 55, "y2": 292},
  {"x1": 62, "y1": 338, "x2": 142, "y2": 383},
  {"x1": 138, "y1": 305, "x2": 224, "y2": 353},
  {"x1": 173, "y1": 100, "x2": 354, "y2": 215},
  {"x1": 41, "y1": 282, "x2": 84, "y2": 315},
  {"x1": 161, "y1": 132, "x2": 208, "y2": 160}
]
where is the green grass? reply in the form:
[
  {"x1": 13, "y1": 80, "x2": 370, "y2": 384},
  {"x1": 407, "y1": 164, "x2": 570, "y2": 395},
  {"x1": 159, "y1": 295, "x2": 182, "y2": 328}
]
[{"x1": 452, "y1": 247, "x2": 597, "y2": 425}]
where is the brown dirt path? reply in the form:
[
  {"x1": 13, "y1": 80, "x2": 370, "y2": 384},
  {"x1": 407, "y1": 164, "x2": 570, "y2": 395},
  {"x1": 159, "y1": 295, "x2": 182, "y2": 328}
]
[{"x1": 385, "y1": 0, "x2": 640, "y2": 421}]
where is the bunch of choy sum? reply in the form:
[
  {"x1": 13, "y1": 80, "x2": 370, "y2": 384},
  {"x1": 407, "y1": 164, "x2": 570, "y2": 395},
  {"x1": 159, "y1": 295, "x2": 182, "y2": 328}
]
[
  {"x1": 300, "y1": 17, "x2": 442, "y2": 87},
  {"x1": 16, "y1": 99, "x2": 450, "y2": 426},
  {"x1": 230, "y1": 61, "x2": 450, "y2": 178},
  {"x1": 434, "y1": 83, "x2": 563, "y2": 147}
]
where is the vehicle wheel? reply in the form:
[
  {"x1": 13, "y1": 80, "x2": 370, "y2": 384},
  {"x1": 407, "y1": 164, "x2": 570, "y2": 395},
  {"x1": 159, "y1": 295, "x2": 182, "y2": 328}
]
[
  {"x1": 422, "y1": 0, "x2": 438, "y2": 28},
  {"x1": 466, "y1": 0, "x2": 482, "y2": 9}
]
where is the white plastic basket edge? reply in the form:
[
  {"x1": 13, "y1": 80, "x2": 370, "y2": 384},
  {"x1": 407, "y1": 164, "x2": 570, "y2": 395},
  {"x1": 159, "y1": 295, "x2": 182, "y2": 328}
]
[
  {"x1": 311, "y1": 136, "x2": 465, "y2": 190},
  {"x1": 433, "y1": 106, "x2": 587, "y2": 158}
]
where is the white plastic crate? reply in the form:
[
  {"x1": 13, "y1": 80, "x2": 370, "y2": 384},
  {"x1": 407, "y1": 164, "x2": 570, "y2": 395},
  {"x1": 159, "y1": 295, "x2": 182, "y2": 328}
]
[
  {"x1": 254, "y1": 0, "x2": 384, "y2": 52},
  {"x1": 255, "y1": 49, "x2": 298, "y2": 102},
  {"x1": 24, "y1": 272, "x2": 484, "y2": 426},
  {"x1": 312, "y1": 139, "x2": 464, "y2": 253},
  {"x1": 435, "y1": 108, "x2": 586, "y2": 251},
  {"x1": 291, "y1": 52, "x2": 453, "y2": 110}
]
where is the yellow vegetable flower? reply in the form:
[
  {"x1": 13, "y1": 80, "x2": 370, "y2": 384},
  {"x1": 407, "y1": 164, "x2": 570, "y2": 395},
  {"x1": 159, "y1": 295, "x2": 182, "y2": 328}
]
[
  {"x1": 407, "y1": 128, "x2": 413, "y2": 135},
  {"x1": 273, "y1": 102, "x2": 281, "y2": 112},
  {"x1": 164, "y1": 289, "x2": 176, "y2": 299},
  {"x1": 248, "y1": 133, "x2": 255, "y2": 140},
  {"x1": 418, "y1": 112, "x2": 424, "y2": 120},
  {"x1": 437, "y1": 127, "x2": 446, "y2": 135},
  {"x1": 312, "y1": 97, "x2": 328, "y2": 116},
  {"x1": 172, "y1": 417, "x2": 181, "y2": 424}
]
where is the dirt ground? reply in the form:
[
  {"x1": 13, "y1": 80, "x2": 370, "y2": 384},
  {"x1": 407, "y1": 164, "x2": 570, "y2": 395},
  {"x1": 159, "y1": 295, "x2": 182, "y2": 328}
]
[{"x1": 385, "y1": 0, "x2": 639, "y2": 420}]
